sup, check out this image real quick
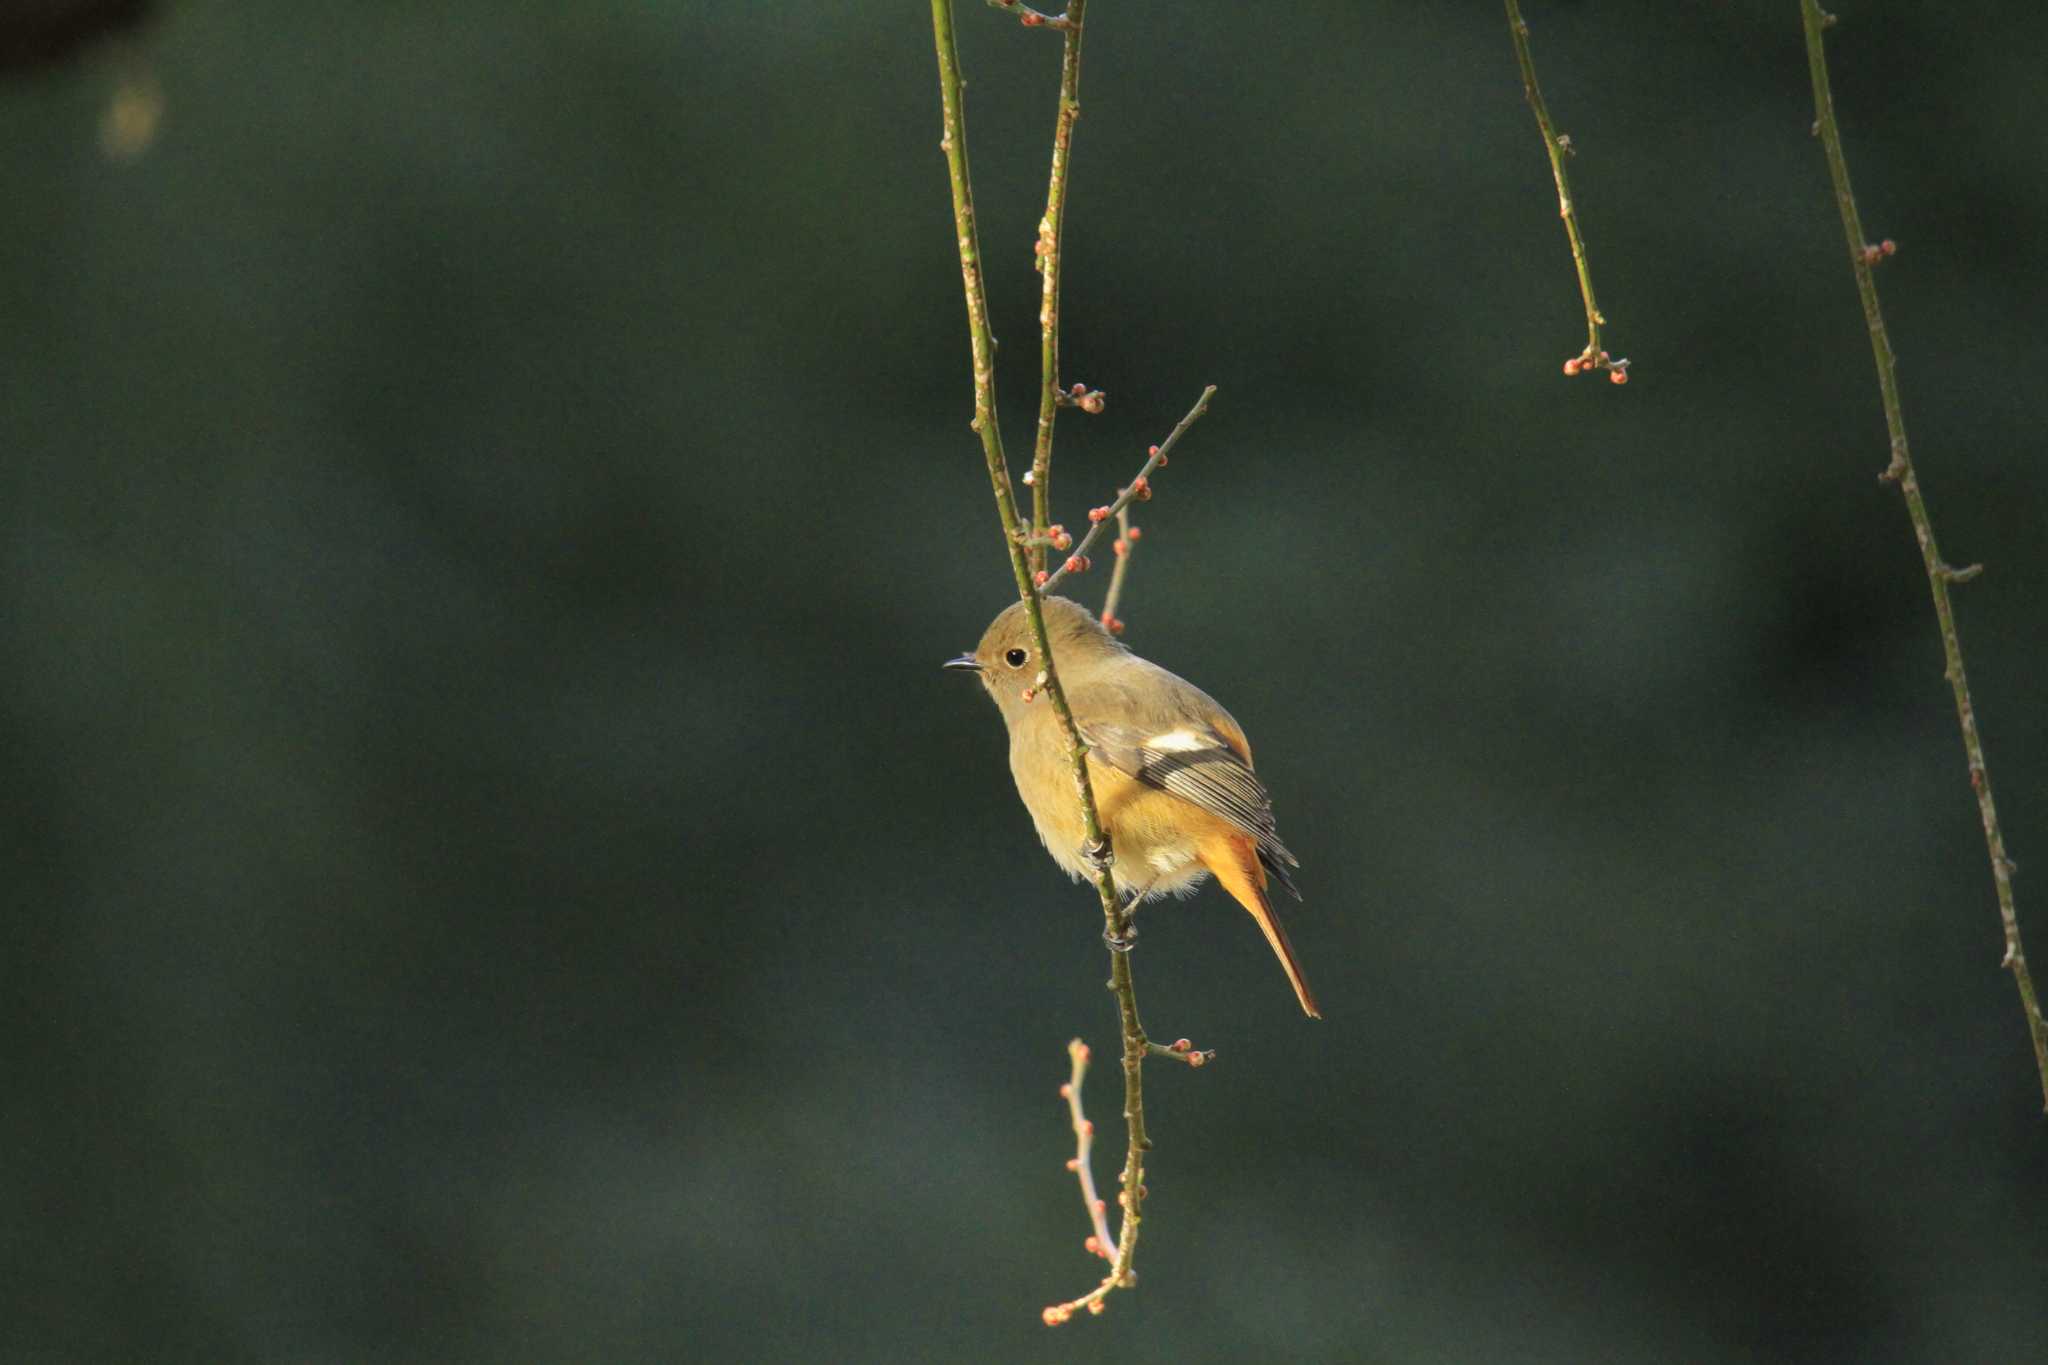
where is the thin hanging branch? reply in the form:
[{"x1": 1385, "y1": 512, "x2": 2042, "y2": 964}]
[
  {"x1": 1503, "y1": 0, "x2": 1628, "y2": 383},
  {"x1": 929, "y1": 0, "x2": 1218, "y2": 1319},
  {"x1": 1028, "y1": 0, "x2": 1088, "y2": 576},
  {"x1": 1799, "y1": 0, "x2": 2048, "y2": 1111}
]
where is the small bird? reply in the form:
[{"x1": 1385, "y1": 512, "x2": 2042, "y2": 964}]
[{"x1": 947, "y1": 595, "x2": 1318, "y2": 1018}]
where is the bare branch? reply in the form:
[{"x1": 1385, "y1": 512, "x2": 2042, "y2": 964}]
[
  {"x1": 1098, "y1": 505, "x2": 1137, "y2": 635},
  {"x1": 1039, "y1": 385, "x2": 1213, "y2": 595},
  {"x1": 1057, "y1": 1039, "x2": 1119, "y2": 1265},
  {"x1": 1800, "y1": 0, "x2": 2048, "y2": 1110},
  {"x1": 1503, "y1": 0, "x2": 1629, "y2": 382},
  {"x1": 1026, "y1": 2, "x2": 1089, "y2": 575}
]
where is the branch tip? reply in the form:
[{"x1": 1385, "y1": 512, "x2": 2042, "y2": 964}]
[{"x1": 1147, "y1": 1037, "x2": 1216, "y2": 1067}]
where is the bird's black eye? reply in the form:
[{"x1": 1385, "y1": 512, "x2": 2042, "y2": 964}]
[{"x1": 1004, "y1": 647, "x2": 1029, "y2": 669}]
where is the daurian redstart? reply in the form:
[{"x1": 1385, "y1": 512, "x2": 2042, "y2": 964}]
[{"x1": 947, "y1": 595, "x2": 1319, "y2": 1018}]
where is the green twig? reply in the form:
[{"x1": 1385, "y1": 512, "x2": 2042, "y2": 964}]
[
  {"x1": 1503, "y1": 0, "x2": 1627, "y2": 381},
  {"x1": 1800, "y1": 0, "x2": 2048, "y2": 1112},
  {"x1": 1028, "y1": 0, "x2": 1088, "y2": 576},
  {"x1": 1098, "y1": 503, "x2": 1135, "y2": 632}
]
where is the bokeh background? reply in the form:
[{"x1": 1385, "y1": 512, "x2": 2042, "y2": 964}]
[{"x1": 5, "y1": 1, "x2": 2046, "y2": 1360}]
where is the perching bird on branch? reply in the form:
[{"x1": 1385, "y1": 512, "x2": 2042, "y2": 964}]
[{"x1": 947, "y1": 595, "x2": 1319, "y2": 1018}]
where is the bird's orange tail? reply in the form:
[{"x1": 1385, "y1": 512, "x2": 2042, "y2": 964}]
[{"x1": 1199, "y1": 833, "x2": 1321, "y2": 1019}]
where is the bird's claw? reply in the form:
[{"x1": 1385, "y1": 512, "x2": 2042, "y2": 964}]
[
  {"x1": 1103, "y1": 922, "x2": 1138, "y2": 953},
  {"x1": 1083, "y1": 836, "x2": 1114, "y2": 877}
]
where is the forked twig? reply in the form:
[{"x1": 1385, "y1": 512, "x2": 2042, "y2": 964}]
[{"x1": 1038, "y1": 387, "x2": 1213, "y2": 595}]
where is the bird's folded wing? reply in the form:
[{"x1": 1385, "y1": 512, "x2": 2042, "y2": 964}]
[{"x1": 1079, "y1": 719, "x2": 1301, "y2": 897}]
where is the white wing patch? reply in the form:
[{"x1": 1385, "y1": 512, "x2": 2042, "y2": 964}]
[{"x1": 1145, "y1": 729, "x2": 1211, "y2": 753}]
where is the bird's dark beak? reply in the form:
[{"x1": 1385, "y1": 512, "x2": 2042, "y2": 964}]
[{"x1": 942, "y1": 653, "x2": 983, "y2": 673}]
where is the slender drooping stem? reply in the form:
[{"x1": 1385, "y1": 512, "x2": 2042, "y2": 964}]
[
  {"x1": 1504, "y1": 0, "x2": 1621, "y2": 377},
  {"x1": 1099, "y1": 505, "x2": 1135, "y2": 628},
  {"x1": 1058, "y1": 1039, "x2": 1119, "y2": 1262},
  {"x1": 1029, "y1": 0, "x2": 1088, "y2": 575},
  {"x1": 1800, "y1": 0, "x2": 2048, "y2": 1111},
  {"x1": 929, "y1": 0, "x2": 1161, "y2": 1310}
]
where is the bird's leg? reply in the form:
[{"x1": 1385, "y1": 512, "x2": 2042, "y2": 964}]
[{"x1": 1103, "y1": 877, "x2": 1156, "y2": 954}]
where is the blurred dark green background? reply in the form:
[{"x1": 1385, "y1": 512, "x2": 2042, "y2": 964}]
[{"x1": 5, "y1": 1, "x2": 2046, "y2": 1360}]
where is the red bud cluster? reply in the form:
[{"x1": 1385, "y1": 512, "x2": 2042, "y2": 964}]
[{"x1": 1564, "y1": 348, "x2": 1629, "y2": 384}]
